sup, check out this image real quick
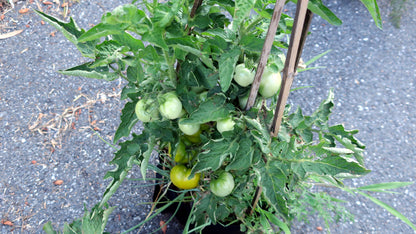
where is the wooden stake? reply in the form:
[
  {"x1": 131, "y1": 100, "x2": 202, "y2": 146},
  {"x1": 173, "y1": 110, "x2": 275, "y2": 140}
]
[{"x1": 270, "y1": 0, "x2": 311, "y2": 137}]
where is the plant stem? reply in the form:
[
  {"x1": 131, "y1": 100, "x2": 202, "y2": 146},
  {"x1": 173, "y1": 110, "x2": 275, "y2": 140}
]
[{"x1": 163, "y1": 50, "x2": 177, "y2": 87}]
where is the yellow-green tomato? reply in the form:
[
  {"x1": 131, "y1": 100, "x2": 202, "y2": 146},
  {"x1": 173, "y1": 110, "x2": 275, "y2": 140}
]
[
  {"x1": 135, "y1": 99, "x2": 159, "y2": 122},
  {"x1": 233, "y1": 64, "x2": 254, "y2": 87},
  {"x1": 170, "y1": 165, "x2": 200, "y2": 190},
  {"x1": 159, "y1": 92, "x2": 183, "y2": 119},
  {"x1": 210, "y1": 172, "x2": 235, "y2": 197},
  {"x1": 178, "y1": 119, "x2": 200, "y2": 136},
  {"x1": 259, "y1": 67, "x2": 282, "y2": 98},
  {"x1": 216, "y1": 117, "x2": 235, "y2": 133}
]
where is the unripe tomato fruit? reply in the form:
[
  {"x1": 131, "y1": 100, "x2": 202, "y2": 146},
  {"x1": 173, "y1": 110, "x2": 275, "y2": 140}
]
[
  {"x1": 159, "y1": 92, "x2": 183, "y2": 119},
  {"x1": 170, "y1": 164, "x2": 200, "y2": 190},
  {"x1": 174, "y1": 140, "x2": 189, "y2": 164},
  {"x1": 233, "y1": 64, "x2": 254, "y2": 87},
  {"x1": 178, "y1": 119, "x2": 200, "y2": 136},
  {"x1": 216, "y1": 117, "x2": 235, "y2": 133},
  {"x1": 259, "y1": 67, "x2": 281, "y2": 98},
  {"x1": 135, "y1": 99, "x2": 159, "y2": 122},
  {"x1": 210, "y1": 171, "x2": 235, "y2": 197}
]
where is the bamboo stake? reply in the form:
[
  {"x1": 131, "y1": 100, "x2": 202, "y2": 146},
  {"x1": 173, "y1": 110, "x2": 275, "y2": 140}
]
[
  {"x1": 245, "y1": 0, "x2": 286, "y2": 111},
  {"x1": 270, "y1": 0, "x2": 311, "y2": 137}
]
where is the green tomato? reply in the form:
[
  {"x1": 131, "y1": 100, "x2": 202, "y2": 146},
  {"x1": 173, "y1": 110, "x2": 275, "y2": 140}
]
[
  {"x1": 170, "y1": 164, "x2": 200, "y2": 190},
  {"x1": 210, "y1": 172, "x2": 235, "y2": 197},
  {"x1": 233, "y1": 64, "x2": 254, "y2": 87},
  {"x1": 135, "y1": 99, "x2": 159, "y2": 122},
  {"x1": 238, "y1": 93, "x2": 249, "y2": 110},
  {"x1": 174, "y1": 140, "x2": 189, "y2": 164},
  {"x1": 216, "y1": 117, "x2": 235, "y2": 133},
  {"x1": 178, "y1": 119, "x2": 200, "y2": 136},
  {"x1": 259, "y1": 67, "x2": 282, "y2": 98},
  {"x1": 159, "y1": 92, "x2": 183, "y2": 119}
]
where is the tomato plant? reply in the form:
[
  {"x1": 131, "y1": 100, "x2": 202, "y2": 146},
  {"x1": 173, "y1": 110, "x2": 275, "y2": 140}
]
[
  {"x1": 170, "y1": 164, "x2": 200, "y2": 190},
  {"x1": 210, "y1": 171, "x2": 235, "y2": 197},
  {"x1": 37, "y1": 1, "x2": 416, "y2": 234}
]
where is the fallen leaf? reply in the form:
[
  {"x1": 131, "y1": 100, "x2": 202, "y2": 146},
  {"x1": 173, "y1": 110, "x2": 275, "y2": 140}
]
[
  {"x1": 71, "y1": 122, "x2": 75, "y2": 129},
  {"x1": 316, "y1": 226, "x2": 323, "y2": 231},
  {"x1": 91, "y1": 120, "x2": 97, "y2": 126},
  {"x1": 43, "y1": 1, "x2": 53, "y2": 5},
  {"x1": 61, "y1": 2, "x2": 68, "y2": 7},
  {"x1": 31, "y1": 160, "x2": 37, "y2": 164},
  {"x1": 26, "y1": 24, "x2": 30, "y2": 28},
  {"x1": 1, "y1": 220, "x2": 13, "y2": 226},
  {"x1": 0, "y1": 30, "x2": 24, "y2": 39},
  {"x1": 41, "y1": 20, "x2": 45, "y2": 25},
  {"x1": 160, "y1": 220, "x2": 167, "y2": 234},
  {"x1": 19, "y1": 8, "x2": 30, "y2": 14},
  {"x1": 50, "y1": 31, "x2": 55, "y2": 37},
  {"x1": 0, "y1": 15, "x2": 4, "y2": 20},
  {"x1": 53, "y1": 180, "x2": 64, "y2": 185}
]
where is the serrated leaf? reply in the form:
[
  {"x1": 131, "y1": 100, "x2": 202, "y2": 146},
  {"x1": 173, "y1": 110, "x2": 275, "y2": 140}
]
[
  {"x1": 181, "y1": 94, "x2": 234, "y2": 125},
  {"x1": 219, "y1": 48, "x2": 240, "y2": 92},
  {"x1": 359, "y1": 0, "x2": 382, "y2": 29},
  {"x1": 114, "y1": 101, "x2": 139, "y2": 142},
  {"x1": 153, "y1": 0, "x2": 185, "y2": 28},
  {"x1": 100, "y1": 133, "x2": 147, "y2": 207},
  {"x1": 192, "y1": 138, "x2": 239, "y2": 174},
  {"x1": 256, "y1": 161, "x2": 289, "y2": 217},
  {"x1": 140, "y1": 137, "x2": 156, "y2": 179},
  {"x1": 102, "y1": 4, "x2": 146, "y2": 25},
  {"x1": 34, "y1": 10, "x2": 97, "y2": 58},
  {"x1": 232, "y1": 0, "x2": 255, "y2": 31},
  {"x1": 294, "y1": 155, "x2": 371, "y2": 179},
  {"x1": 78, "y1": 23, "x2": 125, "y2": 43},
  {"x1": 171, "y1": 44, "x2": 215, "y2": 70},
  {"x1": 112, "y1": 32, "x2": 145, "y2": 52},
  {"x1": 262, "y1": 209, "x2": 291, "y2": 234},
  {"x1": 226, "y1": 135, "x2": 253, "y2": 171},
  {"x1": 59, "y1": 62, "x2": 118, "y2": 81}
]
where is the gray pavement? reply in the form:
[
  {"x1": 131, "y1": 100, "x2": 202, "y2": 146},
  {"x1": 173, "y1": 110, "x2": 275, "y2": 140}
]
[{"x1": 0, "y1": 0, "x2": 415, "y2": 233}]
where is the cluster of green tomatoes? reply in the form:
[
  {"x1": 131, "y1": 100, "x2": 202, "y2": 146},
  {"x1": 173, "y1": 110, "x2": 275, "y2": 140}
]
[{"x1": 135, "y1": 64, "x2": 281, "y2": 197}]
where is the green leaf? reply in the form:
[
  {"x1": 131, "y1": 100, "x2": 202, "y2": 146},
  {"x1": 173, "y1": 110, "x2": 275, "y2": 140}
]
[
  {"x1": 181, "y1": 94, "x2": 234, "y2": 125},
  {"x1": 262, "y1": 209, "x2": 291, "y2": 234},
  {"x1": 59, "y1": 62, "x2": 118, "y2": 81},
  {"x1": 140, "y1": 137, "x2": 156, "y2": 179},
  {"x1": 192, "y1": 138, "x2": 239, "y2": 173},
  {"x1": 77, "y1": 23, "x2": 125, "y2": 43},
  {"x1": 34, "y1": 10, "x2": 97, "y2": 58},
  {"x1": 153, "y1": 0, "x2": 185, "y2": 28},
  {"x1": 226, "y1": 135, "x2": 253, "y2": 171},
  {"x1": 102, "y1": 4, "x2": 146, "y2": 25},
  {"x1": 357, "y1": 182, "x2": 414, "y2": 192},
  {"x1": 114, "y1": 101, "x2": 139, "y2": 143},
  {"x1": 255, "y1": 161, "x2": 289, "y2": 217},
  {"x1": 171, "y1": 44, "x2": 215, "y2": 70},
  {"x1": 100, "y1": 133, "x2": 147, "y2": 207},
  {"x1": 360, "y1": 0, "x2": 382, "y2": 29},
  {"x1": 357, "y1": 191, "x2": 416, "y2": 231},
  {"x1": 34, "y1": 10, "x2": 81, "y2": 44},
  {"x1": 304, "y1": 50, "x2": 332, "y2": 66},
  {"x1": 291, "y1": 0, "x2": 342, "y2": 26},
  {"x1": 111, "y1": 32, "x2": 145, "y2": 52},
  {"x1": 294, "y1": 155, "x2": 371, "y2": 179},
  {"x1": 233, "y1": 0, "x2": 255, "y2": 31},
  {"x1": 43, "y1": 222, "x2": 58, "y2": 234},
  {"x1": 322, "y1": 147, "x2": 354, "y2": 154},
  {"x1": 219, "y1": 48, "x2": 240, "y2": 92}
]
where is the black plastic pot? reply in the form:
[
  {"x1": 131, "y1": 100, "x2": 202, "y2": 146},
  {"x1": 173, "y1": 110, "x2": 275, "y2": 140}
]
[{"x1": 152, "y1": 163, "x2": 243, "y2": 234}]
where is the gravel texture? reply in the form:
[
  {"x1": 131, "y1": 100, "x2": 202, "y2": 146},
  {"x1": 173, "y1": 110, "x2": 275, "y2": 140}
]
[{"x1": 0, "y1": 0, "x2": 415, "y2": 233}]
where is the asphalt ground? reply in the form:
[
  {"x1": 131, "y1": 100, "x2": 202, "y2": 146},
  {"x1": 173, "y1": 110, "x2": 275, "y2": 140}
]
[{"x1": 0, "y1": 0, "x2": 415, "y2": 233}]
